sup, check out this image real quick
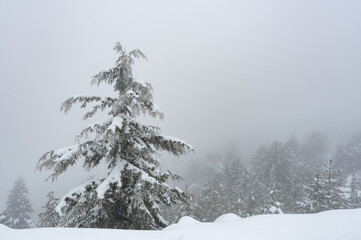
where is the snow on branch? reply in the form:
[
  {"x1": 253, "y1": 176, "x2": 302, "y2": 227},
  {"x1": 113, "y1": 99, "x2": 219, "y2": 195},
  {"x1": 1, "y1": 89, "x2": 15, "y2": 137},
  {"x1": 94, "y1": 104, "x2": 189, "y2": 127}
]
[
  {"x1": 37, "y1": 141, "x2": 106, "y2": 181},
  {"x1": 61, "y1": 95, "x2": 117, "y2": 117},
  {"x1": 76, "y1": 118, "x2": 113, "y2": 142},
  {"x1": 55, "y1": 179, "x2": 101, "y2": 216},
  {"x1": 150, "y1": 135, "x2": 194, "y2": 157},
  {"x1": 37, "y1": 43, "x2": 193, "y2": 229}
]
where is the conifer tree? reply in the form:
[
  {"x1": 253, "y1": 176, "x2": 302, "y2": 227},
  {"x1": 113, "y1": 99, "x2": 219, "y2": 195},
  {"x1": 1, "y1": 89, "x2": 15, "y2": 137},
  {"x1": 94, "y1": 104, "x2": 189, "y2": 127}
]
[
  {"x1": 162, "y1": 187, "x2": 200, "y2": 223},
  {"x1": 37, "y1": 191, "x2": 60, "y2": 228},
  {"x1": 281, "y1": 137, "x2": 309, "y2": 213},
  {"x1": 191, "y1": 151, "x2": 251, "y2": 220},
  {"x1": 261, "y1": 190, "x2": 284, "y2": 214},
  {"x1": 195, "y1": 179, "x2": 227, "y2": 221},
  {"x1": 301, "y1": 131, "x2": 329, "y2": 169},
  {"x1": 348, "y1": 172, "x2": 361, "y2": 208},
  {"x1": 36, "y1": 43, "x2": 193, "y2": 229},
  {"x1": 251, "y1": 142, "x2": 286, "y2": 215},
  {"x1": 299, "y1": 160, "x2": 346, "y2": 213},
  {"x1": 0, "y1": 177, "x2": 33, "y2": 229},
  {"x1": 334, "y1": 133, "x2": 361, "y2": 174},
  {"x1": 227, "y1": 158, "x2": 250, "y2": 217}
]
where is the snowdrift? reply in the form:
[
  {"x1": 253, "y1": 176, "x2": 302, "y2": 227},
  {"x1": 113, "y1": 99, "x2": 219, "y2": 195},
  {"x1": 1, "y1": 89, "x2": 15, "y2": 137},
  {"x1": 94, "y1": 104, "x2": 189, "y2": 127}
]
[{"x1": 1, "y1": 209, "x2": 361, "y2": 240}]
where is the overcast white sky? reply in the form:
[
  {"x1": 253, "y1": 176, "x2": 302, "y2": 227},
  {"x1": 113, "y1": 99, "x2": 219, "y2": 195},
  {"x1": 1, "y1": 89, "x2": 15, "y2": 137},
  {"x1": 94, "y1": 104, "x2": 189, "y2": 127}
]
[{"x1": 1, "y1": 0, "x2": 361, "y2": 220}]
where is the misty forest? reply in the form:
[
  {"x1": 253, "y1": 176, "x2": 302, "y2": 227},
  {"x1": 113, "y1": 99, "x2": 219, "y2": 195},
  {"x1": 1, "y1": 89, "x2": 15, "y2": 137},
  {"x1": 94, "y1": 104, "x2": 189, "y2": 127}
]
[
  {"x1": 1, "y1": 42, "x2": 361, "y2": 230},
  {"x1": 1, "y1": 1, "x2": 361, "y2": 239}
]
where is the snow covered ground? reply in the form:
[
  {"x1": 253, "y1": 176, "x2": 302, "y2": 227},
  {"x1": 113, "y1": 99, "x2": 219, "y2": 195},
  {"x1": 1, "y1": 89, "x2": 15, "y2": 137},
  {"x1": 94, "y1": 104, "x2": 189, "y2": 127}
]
[{"x1": 1, "y1": 209, "x2": 361, "y2": 240}]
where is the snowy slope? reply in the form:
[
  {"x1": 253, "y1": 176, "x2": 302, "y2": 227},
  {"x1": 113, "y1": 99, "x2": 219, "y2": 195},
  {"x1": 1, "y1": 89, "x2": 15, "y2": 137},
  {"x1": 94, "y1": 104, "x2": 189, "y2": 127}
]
[{"x1": 1, "y1": 209, "x2": 361, "y2": 240}]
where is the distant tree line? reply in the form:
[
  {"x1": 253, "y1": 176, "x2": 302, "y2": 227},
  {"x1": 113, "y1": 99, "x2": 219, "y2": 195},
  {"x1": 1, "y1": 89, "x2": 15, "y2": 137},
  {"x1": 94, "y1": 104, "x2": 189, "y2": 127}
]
[{"x1": 163, "y1": 131, "x2": 361, "y2": 222}]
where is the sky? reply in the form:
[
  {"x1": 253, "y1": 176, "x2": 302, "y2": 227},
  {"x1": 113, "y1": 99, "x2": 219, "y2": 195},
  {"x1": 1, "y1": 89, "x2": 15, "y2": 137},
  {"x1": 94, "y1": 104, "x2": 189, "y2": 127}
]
[{"x1": 1, "y1": 0, "x2": 361, "y2": 221}]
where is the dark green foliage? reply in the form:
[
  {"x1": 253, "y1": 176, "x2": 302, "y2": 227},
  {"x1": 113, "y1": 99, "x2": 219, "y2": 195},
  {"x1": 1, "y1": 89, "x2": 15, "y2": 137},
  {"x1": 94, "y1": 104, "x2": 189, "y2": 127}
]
[
  {"x1": 348, "y1": 172, "x2": 361, "y2": 208},
  {"x1": 37, "y1": 191, "x2": 60, "y2": 228},
  {"x1": 299, "y1": 160, "x2": 347, "y2": 213},
  {"x1": 36, "y1": 43, "x2": 192, "y2": 229}
]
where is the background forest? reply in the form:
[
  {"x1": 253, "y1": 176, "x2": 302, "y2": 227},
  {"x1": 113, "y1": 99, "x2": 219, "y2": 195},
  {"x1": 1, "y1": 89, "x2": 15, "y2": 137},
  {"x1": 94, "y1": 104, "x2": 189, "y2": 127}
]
[{"x1": 163, "y1": 131, "x2": 361, "y2": 222}]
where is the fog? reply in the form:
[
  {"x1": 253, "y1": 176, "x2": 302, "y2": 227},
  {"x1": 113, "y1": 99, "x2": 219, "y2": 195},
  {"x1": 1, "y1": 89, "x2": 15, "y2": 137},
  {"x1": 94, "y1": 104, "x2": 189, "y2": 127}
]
[{"x1": 1, "y1": 0, "x2": 361, "y2": 221}]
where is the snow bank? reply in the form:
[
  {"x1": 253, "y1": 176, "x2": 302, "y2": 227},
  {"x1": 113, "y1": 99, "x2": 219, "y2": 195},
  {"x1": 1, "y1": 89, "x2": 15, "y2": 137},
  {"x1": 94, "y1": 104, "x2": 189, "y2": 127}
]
[
  {"x1": 1, "y1": 209, "x2": 361, "y2": 240},
  {"x1": 177, "y1": 216, "x2": 199, "y2": 225},
  {"x1": 0, "y1": 224, "x2": 9, "y2": 230},
  {"x1": 213, "y1": 213, "x2": 242, "y2": 222}
]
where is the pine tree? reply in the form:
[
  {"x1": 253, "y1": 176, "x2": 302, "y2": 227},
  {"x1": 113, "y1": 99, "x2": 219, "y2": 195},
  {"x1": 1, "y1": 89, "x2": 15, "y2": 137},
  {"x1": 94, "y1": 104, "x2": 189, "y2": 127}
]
[
  {"x1": 298, "y1": 173, "x2": 324, "y2": 213},
  {"x1": 334, "y1": 133, "x2": 361, "y2": 174},
  {"x1": 37, "y1": 191, "x2": 60, "y2": 228},
  {"x1": 321, "y1": 160, "x2": 347, "y2": 210},
  {"x1": 195, "y1": 179, "x2": 227, "y2": 221},
  {"x1": 227, "y1": 158, "x2": 250, "y2": 217},
  {"x1": 190, "y1": 151, "x2": 227, "y2": 221},
  {"x1": 348, "y1": 172, "x2": 361, "y2": 208},
  {"x1": 299, "y1": 160, "x2": 347, "y2": 213},
  {"x1": 261, "y1": 190, "x2": 284, "y2": 214},
  {"x1": 36, "y1": 43, "x2": 193, "y2": 229},
  {"x1": 162, "y1": 186, "x2": 199, "y2": 223},
  {"x1": 282, "y1": 137, "x2": 309, "y2": 213},
  {"x1": 191, "y1": 149, "x2": 250, "y2": 220},
  {"x1": 301, "y1": 131, "x2": 329, "y2": 169},
  {"x1": 251, "y1": 142, "x2": 287, "y2": 215},
  {"x1": 0, "y1": 177, "x2": 33, "y2": 229}
]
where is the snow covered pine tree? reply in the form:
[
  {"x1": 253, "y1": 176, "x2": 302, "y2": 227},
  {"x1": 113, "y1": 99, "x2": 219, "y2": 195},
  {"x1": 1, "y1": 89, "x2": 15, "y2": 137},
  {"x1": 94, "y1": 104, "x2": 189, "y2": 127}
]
[
  {"x1": 0, "y1": 177, "x2": 33, "y2": 229},
  {"x1": 37, "y1": 191, "x2": 60, "y2": 227},
  {"x1": 36, "y1": 43, "x2": 193, "y2": 229},
  {"x1": 299, "y1": 160, "x2": 347, "y2": 213}
]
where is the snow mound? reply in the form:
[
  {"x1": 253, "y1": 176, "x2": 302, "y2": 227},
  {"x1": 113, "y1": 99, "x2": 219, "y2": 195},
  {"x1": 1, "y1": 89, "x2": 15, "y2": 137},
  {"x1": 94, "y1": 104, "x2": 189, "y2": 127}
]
[
  {"x1": 214, "y1": 213, "x2": 242, "y2": 223},
  {"x1": 177, "y1": 216, "x2": 199, "y2": 225},
  {"x1": 0, "y1": 224, "x2": 9, "y2": 230},
  {"x1": 1, "y1": 209, "x2": 361, "y2": 240}
]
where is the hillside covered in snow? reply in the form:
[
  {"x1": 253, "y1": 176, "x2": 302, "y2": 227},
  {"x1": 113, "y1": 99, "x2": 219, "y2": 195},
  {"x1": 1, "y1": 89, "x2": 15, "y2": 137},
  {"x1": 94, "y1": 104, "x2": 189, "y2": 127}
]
[{"x1": 1, "y1": 209, "x2": 360, "y2": 240}]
